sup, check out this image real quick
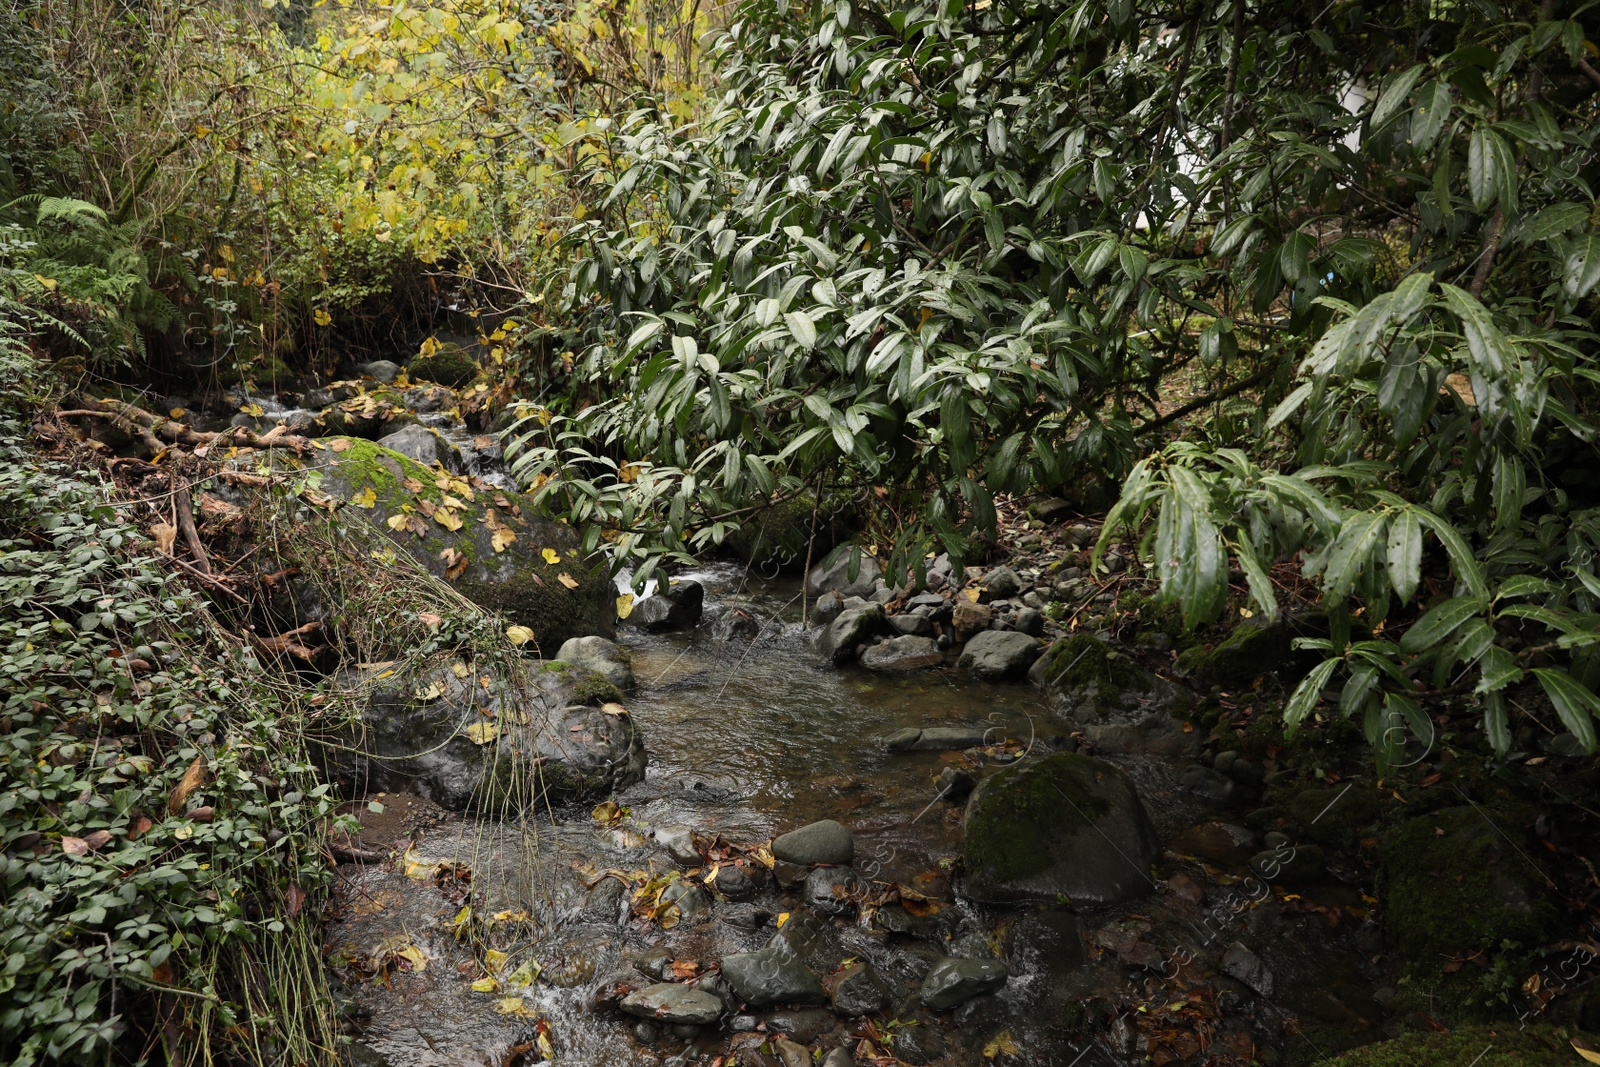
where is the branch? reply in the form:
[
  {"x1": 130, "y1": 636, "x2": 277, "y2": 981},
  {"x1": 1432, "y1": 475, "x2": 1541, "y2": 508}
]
[{"x1": 1137, "y1": 365, "x2": 1277, "y2": 435}]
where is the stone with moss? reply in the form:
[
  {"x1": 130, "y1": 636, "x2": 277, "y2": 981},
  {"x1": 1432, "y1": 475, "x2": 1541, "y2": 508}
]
[
  {"x1": 408, "y1": 343, "x2": 480, "y2": 388},
  {"x1": 1028, "y1": 633, "x2": 1187, "y2": 722},
  {"x1": 292, "y1": 437, "x2": 615, "y2": 650},
  {"x1": 1380, "y1": 805, "x2": 1558, "y2": 976},
  {"x1": 962, "y1": 751, "x2": 1160, "y2": 905},
  {"x1": 1308, "y1": 1024, "x2": 1586, "y2": 1066},
  {"x1": 311, "y1": 386, "x2": 418, "y2": 439},
  {"x1": 339, "y1": 658, "x2": 645, "y2": 810}
]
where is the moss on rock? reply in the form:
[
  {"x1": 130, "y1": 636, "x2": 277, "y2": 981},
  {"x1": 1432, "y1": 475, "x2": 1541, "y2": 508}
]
[
  {"x1": 1031, "y1": 634, "x2": 1148, "y2": 692},
  {"x1": 1176, "y1": 620, "x2": 1292, "y2": 688},
  {"x1": 1309, "y1": 1024, "x2": 1585, "y2": 1066},
  {"x1": 408, "y1": 344, "x2": 480, "y2": 388},
  {"x1": 1380, "y1": 805, "x2": 1558, "y2": 983}
]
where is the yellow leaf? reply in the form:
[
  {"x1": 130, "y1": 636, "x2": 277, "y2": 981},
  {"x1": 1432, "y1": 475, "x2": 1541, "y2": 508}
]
[
  {"x1": 34, "y1": 274, "x2": 57, "y2": 291},
  {"x1": 353, "y1": 486, "x2": 377, "y2": 509},
  {"x1": 592, "y1": 800, "x2": 623, "y2": 826},
  {"x1": 386, "y1": 514, "x2": 409, "y2": 531},
  {"x1": 435, "y1": 509, "x2": 464, "y2": 532},
  {"x1": 505, "y1": 960, "x2": 540, "y2": 988},
  {"x1": 484, "y1": 948, "x2": 510, "y2": 973},
  {"x1": 495, "y1": 996, "x2": 534, "y2": 1018},
  {"x1": 1574, "y1": 1041, "x2": 1600, "y2": 1065},
  {"x1": 151, "y1": 522, "x2": 178, "y2": 554},
  {"x1": 415, "y1": 681, "x2": 444, "y2": 702},
  {"x1": 557, "y1": 573, "x2": 579, "y2": 590},
  {"x1": 615, "y1": 593, "x2": 634, "y2": 619},
  {"x1": 195, "y1": 124, "x2": 211, "y2": 139},
  {"x1": 964, "y1": 587, "x2": 981, "y2": 603},
  {"x1": 241, "y1": 402, "x2": 264, "y2": 417},
  {"x1": 452, "y1": 905, "x2": 472, "y2": 934},
  {"x1": 506, "y1": 625, "x2": 535, "y2": 646},
  {"x1": 657, "y1": 902, "x2": 681, "y2": 930},
  {"x1": 395, "y1": 944, "x2": 427, "y2": 972},
  {"x1": 983, "y1": 1031, "x2": 1019, "y2": 1059},
  {"x1": 541, "y1": 547, "x2": 561, "y2": 565},
  {"x1": 492, "y1": 526, "x2": 516, "y2": 552},
  {"x1": 401, "y1": 845, "x2": 436, "y2": 880},
  {"x1": 219, "y1": 244, "x2": 236, "y2": 263},
  {"x1": 464, "y1": 723, "x2": 498, "y2": 745},
  {"x1": 601, "y1": 702, "x2": 629, "y2": 717},
  {"x1": 451, "y1": 661, "x2": 471, "y2": 678},
  {"x1": 471, "y1": 976, "x2": 499, "y2": 992},
  {"x1": 313, "y1": 308, "x2": 332, "y2": 326},
  {"x1": 776, "y1": 911, "x2": 790, "y2": 928}
]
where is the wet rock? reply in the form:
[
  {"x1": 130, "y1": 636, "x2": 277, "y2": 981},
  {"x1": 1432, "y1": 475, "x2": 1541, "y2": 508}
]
[
  {"x1": 921, "y1": 957, "x2": 1008, "y2": 1010},
  {"x1": 814, "y1": 604, "x2": 890, "y2": 665},
  {"x1": 655, "y1": 826, "x2": 701, "y2": 866},
  {"x1": 720, "y1": 947, "x2": 826, "y2": 1007},
  {"x1": 555, "y1": 635, "x2": 636, "y2": 692},
  {"x1": 286, "y1": 437, "x2": 615, "y2": 649},
  {"x1": 772, "y1": 860, "x2": 809, "y2": 888},
  {"x1": 633, "y1": 1020, "x2": 659, "y2": 1045},
  {"x1": 583, "y1": 877, "x2": 626, "y2": 922},
  {"x1": 860, "y1": 635, "x2": 942, "y2": 671},
  {"x1": 721, "y1": 903, "x2": 774, "y2": 932},
  {"x1": 714, "y1": 863, "x2": 764, "y2": 902},
  {"x1": 962, "y1": 751, "x2": 1159, "y2": 905},
  {"x1": 1178, "y1": 764, "x2": 1240, "y2": 804},
  {"x1": 1083, "y1": 713, "x2": 1202, "y2": 758},
  {"x1": 1168, "y1": 821, "x2": 1257, "y2": 866},
  {"x1": 340, "y1": 660, "x2": 646, "y2": 810},
  {"x1": 886, "y1": 726, "x2": 989, "y2": 752},
  {"x1": 889, "y1": 613, "x2": 935, "y2": 637},
  {"x1": 407, "y1": 345, "x2": 479, "y2": 388},
  {"x1": 759, "y1": 1008, "x2": 834, "y2": 1043},
  {"x1": 958, "y1": 630, "x2": 1042, "y2": 680},
  {"x1": 976, "y1": 566, "x2": 1023, "y2": 601},
  {"x1": 829, "y1": 962, "x2": 889, "y2": 1016},
  {"x1": 1028, "y1": 633, "x2": 1189, "y2": 722},
  {"x1": 1029, "y1": 497, "x2": 1074, "y2": 521},
  {"x1": 893, "y1": 1017, "x2": 947, "y2": 1063},
  {"x1": 713, "y1": 607, "x2": 762, "y2": 641},
  {"x1": 375, "y1": 423, "x2": 464, "y2": 473},
  {"x1": 951, "y1": 600, "x2": 992, "y2": 641},
  {"x1": 1249, "y1": 843, "x2": 1325, "y2": 883},
  {"x1": 1221, "y1": 942, "x2": 1274, "y2": 996},
  {"x1": 772, "y1": 1038, "x2": 811, "y2": 1067},
  {"x1": 810, "y1": 590, "x2": 849, "y2": 627},
  {"x1": 660, "y1": 881, "x2": 711, "y2": 920},
  {"x1": 621, "y1": 983, "x2": 724, "y2": 1025},
  {"x1": 1013, "y1": 607, "x2": 1045, "y2": 636},
  {"x1": 806, "y1": 544, "x2": 882, "y2": 599},
  {"x1": 772, "y1": 820, "x2": 854, "y2": 866},
  {"x1": 1175, "y1": 619, "x2": 1303, "y2": 688},
  {"x1": 1167, "y1": 872, "x2": 1205, "y2": 905},
  {"x1": 634, "y1": 949, "x2": 676, "y2": 980},
  {"x1": 629, "y1": 579, "x2": 704, "y2": 632},
  {"x1": 354, "y1": 359, "x2": 401, "y2": 383},
  {"x1": 820, "y1": 1050, "x2": 854, "y2": 1067},
  {"x1": 935, "y1": 766, "x2": 976, "y2": 802},
  {"x1": 802, "y1": 866, "x2": 861, "y2": 916}
]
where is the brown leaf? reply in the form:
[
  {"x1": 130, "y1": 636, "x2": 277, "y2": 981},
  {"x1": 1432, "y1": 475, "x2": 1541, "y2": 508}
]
[
  {"x1": 439, "y1": 548, "x2": 467, "y2": 581},
  {"x1": 286, "y1": 883, "x2": 307, "y2": 918},
  {"x1": 151, "y1": 962, "x2": 174, "y2": 984},
  {"x1": 557, "y1": 572, "x2": 579, "y2": 589},
  {"x1": 61, "y1": 836, "x2": 89, "y2": 856},
  {"x1": 330, "y1": 438, "x2": 353, "y2": 452},
  {"x1": 417, "y1": 611, "x2": 444, "y2": 630},
  {"x1": 150, "y1": 522, "x2": 178, "y2": 554},
  {"x1": 186, "y1": 806, "x2": 215, "y2": 823},
  {"x1": 130, "y1": 816, "x2": 153, "y2": 839},
  {"x1": 167, "y1": 753, "x2": 209, "y2": 815},
  {"x1": 82, "y1": 829, "x2": 114, "y2": 850},
  {"x1": 669, "y1": 959, "x2": 700, "y2": 978},
  {"x1": 402, "y1": 477, "x2": 425, "y2": 493}
]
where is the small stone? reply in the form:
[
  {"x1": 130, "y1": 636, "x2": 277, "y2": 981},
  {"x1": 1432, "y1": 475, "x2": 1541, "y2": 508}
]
[
  {"x1": 720, "y1": 947, "x2": 826, "y2": 1007},
  {"x1": 629, "y1": 579, "x2": 704, "y2": 632},
  {"x1": 1262, "y1": 830, "x2": 1290, "y2": 849},
  {"x1": 1029, "y1": 497, "x2": 1074, "y2": 522},
  {"x1": 951, "y1": 600, "x2": 992, "y2": 641},
  {"x1": 806, "y1": 544, "x2": 882, "y2": 599},
  {"x1": 936, "y1": 766, "x2": 976, "y2": 802},
  {"x1": 889, "y1": 613, "x2": 934, "y2": 637},
  {"x1": 1117, "y1": 940, "x2": 1166, "y2": 970},
  {"x1": 758, "y1": 1008, "x2": 833, "y2": 1043},
  {"x1": 977, "y1": 566, "x2": 1023, "y2": 601},
  {"x1": 1167, "y1": 872, "x2": 1205, "y2": 905},
  {"x1": 772, "y1": 820, "x2": 854, "y2": 865},
  {"x1": 355, "y1": 359, "x2": 400, "y2": 383},
  {"x1": 886, "y1": 726, "x2": 989, "y2": 752},
  {"x1": 714, "y1": 862, "x2": 766, "y2": 902},
  {"x1": 1221, "y1": 942, "x2": 1273, "y2": 996},
  {"x1": 829, "y1": 962, "x2": 889, "y2": 1016},
  {"x1": 814, "y1": 605, "x2": 891, "y2": 665},
  {"x1": 811, "y1": 590, "x2": 848, "y2": 627},
  {"x1": 860, "y1": 634, "x2": 942, "y2": 671},
  {"x1": 820, "y1": 1050, "x2": 854, "y2": 1067},
  {"x1": 1013, "y1": 607, "x2": 1045, "y2": 636},
  {"x1": 660, "y1": 882, "x2": 712, "y2": 920},
  {"x1": 803, "y1": 866, "x2": 861, "y2": 916},
  {"x1": 633, "y1": 1020, "x2": 659, "y2": 1045},
  {"x1": 772, "y1": 1038, "x2": 811, "y2": 1067},
  {"x1": 772, "y1": 860, "x2": 809, "y2": 888},
  {"x1": 920, "y1": 957, "x2": 1008, "y2": 1010},
  {"x1": 1248, "y1": 843, "x2": 1325, "y2": 883},
  {"x1": 1179, "y1": 764, "x2": 1240, "y2": 804},
  {"x1": 655, "y1": 826, "x2": 701, "y2": 866},
  {"x1": 620, "y1": 983, "x2": 724, "y2": 1025}
]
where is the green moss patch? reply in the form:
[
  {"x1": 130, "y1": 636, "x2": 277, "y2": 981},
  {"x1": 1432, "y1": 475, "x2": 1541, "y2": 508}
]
[
  {"x1": 1033, "y1": 633, "x2": 1148, "y2": 691},
  {"x1": 408, "y1": 344, "x2": 479, "y2": 388},
  {"x1": 1310, "y1": 1024, "x2": 1584, "y2": 1066}
]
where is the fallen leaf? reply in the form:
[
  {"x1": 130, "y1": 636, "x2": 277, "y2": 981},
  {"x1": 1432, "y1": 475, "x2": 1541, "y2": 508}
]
[
  {"x1": 439, "y1": 547, "x2": 467, "y2": 580},
  {"x1": 1574, "y1": 1041, "x2": 1600, "y2": 1065},
  {"x1": 61, "y1": 836, "x2": 89, "y2": 856},
  {"x1": 386, "y1": 513, "x2": 409, "y2": 531},
  {"x1": 983, "y1": 1031, "x2": 1019, "y2": 1059},
  {"x1": 167, "y1": 753, "x2": 209, "y2": 815},
  {"x1": 434, "y1": 508, "x2": 464, "y2": 532},
  {"x1": 506, "y1": 625, "x2": 535, "y2": 646},
  {"x1": 495, "y1": 996, "x2": 535, "y2": 1018},
  {"x1": 541, "y1": 547, "x2": 561, "y2": 565},
  {"x1": 485, "y1": 948, "x2": 510, "y2": 973},
  {"x1": 415, "y1": 680, "x2": 445, "y2": 702},
  {"x1": 616, "y1": 593, "x2": 634, "y2": 619},
  {"x1": 492, "y1": 526, "x2": 516, "y2": 552},
  {"x1": 592, "y1": 800, "x2": 624, "y2": 827},
  {"x1": 331, "y1": 438, "x2": 352, "y2": 452},
  {"x1": 353, "y1": 486, "x2": 378, "y2": 508},
  {"x1": 403, "y1": 476, "x2": 425, "y2": 492},
  {"x1": 505, "y1": 960, "x2": 540, "y2": 988},
  {"x1": 464, "y1": 723, "x2": 499, "y2": 745},
  {"x1": 417, "y1": 611, "x2": 443, "y2": 629},
  {"x1": 557, "y1": 573, "x2": 579, "y2": 589},
  {"x1": 471, "y1": 976, "x2": 499, "y2": 993},
  {"x1": 669, "y1": 959, "x2": 700, "y2": 978},
  {"x1": 451, "y1": 661, "x2": 471, "y2": 678},
  {"x1": 964, "y1": 587, "x2": 981, "y2": 602},
  {"x1": 601, "y1": 702, "x2": 629, "y2": 717},
  {"x1": 151, "y1": 522, "x2": 178, "y2": 554},
  {"x1": 396, "y1": 944, "x2": 428, "y2": 972}
]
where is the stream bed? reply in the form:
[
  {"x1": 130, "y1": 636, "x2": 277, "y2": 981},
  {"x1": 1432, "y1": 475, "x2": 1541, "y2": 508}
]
[{"x1": 325, "y1": 566, "x2": 1389, "y2": 1067}]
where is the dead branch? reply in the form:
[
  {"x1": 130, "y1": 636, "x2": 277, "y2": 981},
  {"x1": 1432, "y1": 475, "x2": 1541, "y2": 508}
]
[{"x1": 172, "y1": 487, "x2": 211, "y2": 575}]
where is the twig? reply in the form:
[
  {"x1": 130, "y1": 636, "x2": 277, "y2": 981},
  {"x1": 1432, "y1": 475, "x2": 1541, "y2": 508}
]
[
  {"x1": 1468, "y1": 206, "x2": 1505, "y2": 299},
  {"x1": 172, "y1": 487, "x2": 211, "y2": 575}
]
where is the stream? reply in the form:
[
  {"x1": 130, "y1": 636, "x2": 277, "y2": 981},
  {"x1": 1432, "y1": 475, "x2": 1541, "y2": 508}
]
[{"x1": 325, "y1": 566, "x2": 1389, "y2": 1067}]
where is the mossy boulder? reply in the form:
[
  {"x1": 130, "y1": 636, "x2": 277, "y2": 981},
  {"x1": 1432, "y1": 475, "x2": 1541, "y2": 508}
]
[
  {"x1": 301, "y1": 437, "x2": 615, "y2": 651},
  {"x1": 1176, "y1": 620, "x2": 1293, "y2": 688},
  {"x1": 962, "y1": 751, "x2": 1159, "y2": 905},
  {"x1": 1311, "y1": 1024, "x2": 1585, "y2": 1066},
  {"x1": 1280, "y1": 780, "x2": 1386, "y2": 850},
  {"x1": 408, "y1": 344, "x2": 480, "y2": 388},
  {"x1": 338, "y1": 658, "x2": 645, "y2": 810},
  {"x1": 1029, "y1": 634, "x2": 1187, "y2": 722},
  {"x1": 1380, "y1": 805, "x2": 1559, "y2": 970},
  {"x1": 311, "y1": 386, "x2": 418, "y2": 439}
]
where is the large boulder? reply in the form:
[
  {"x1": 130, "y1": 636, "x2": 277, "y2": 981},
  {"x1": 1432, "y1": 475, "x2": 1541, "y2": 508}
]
[
  {"x1": 720, "y1": 947, "x2": 827, "y2": 1007},
  {"x1": 813, "y1": 604, "x2": 890, "y2": 665},
  {"x1": 1029, "y1": 633, "x2": 1186, "y2": 722},
  {"x1": 772, "y1": 819, "x2": 854, "y2": 865},
  {"x1": 958, "y1": 630, "x2": 1042, "y2": 680},
  {"x1": 297, "y1": 437, "x2": 615, "y2": 651},
  {"x1": 861, "y1": 635, "x2": 942, "y2": 671},
  {"x1": 962, "y1": 751, "x2": 1159, "y2": 905},
  {"x1": 376, "y1": 423, "x2": 464, "y2": 474},
  {"x1": 806, "y1": 543, "x2": 881, "y2": 599},
  {"x1": 337, "y1": 659, "x2": 645, "y2": 810},
  {"x1": 627, "y1": 578, "x2": 703, "y2": 632},
  {"x1": 920, "y1": 957, "x2": 1008, "y2": 1010},
  {"x1": 620, "y1": 983, "x2": 723, "y2": 1025}
]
